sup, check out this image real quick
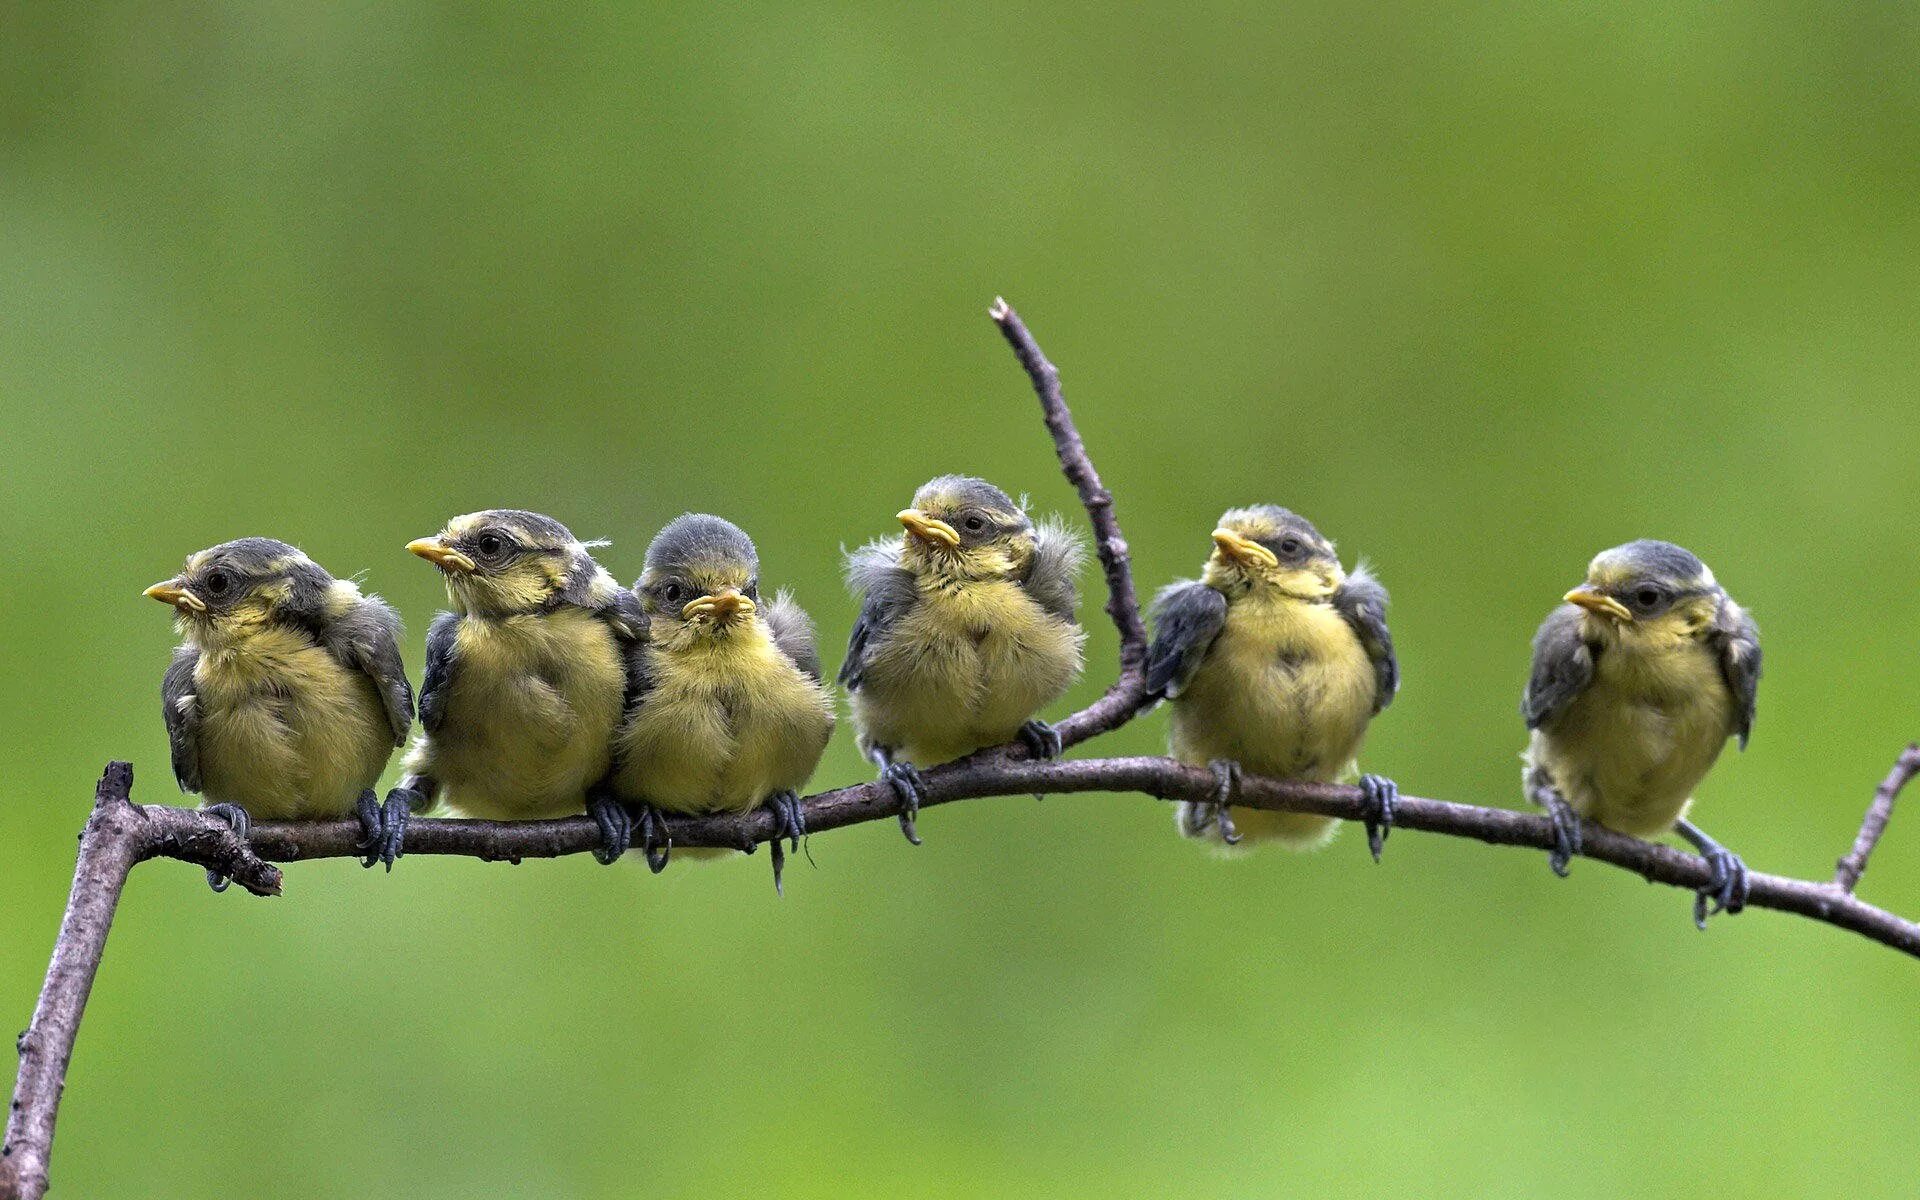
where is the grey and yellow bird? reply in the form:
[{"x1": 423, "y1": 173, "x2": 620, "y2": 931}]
[
  {"x1": 392, "y1": 510, "x2": 644, "y2": 863},
  {"x1": 1146, "y1": 506, "x2": 1401, "y2": 857},
  {"x1": 1522, "y1": 539, "x2": 1760, "y2": 926},
  {"x1": 146, "y1": 538, "x2": 413, "y2": 888},
  {"x1": 611, "y1": 514, "x2": 835, "y2": 889},
  {"x1": 840, "y1": 475, "x2": 1086, "y2": 842}
]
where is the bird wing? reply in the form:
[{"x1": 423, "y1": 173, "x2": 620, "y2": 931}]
[
  {"x1": 838, "y1": 539, "x2": 919, "y2": 690},
  {"x1": 1521, "y1": 603, "x2": 1597, "y2": 730},
  {"x1": 1332, "y1": 564, "x2": 1399, "y2": 714},
  {"x1": 1017, "y1": 516, "x2": 1087, "y2": 624},
  {"x1": 1145, "y1": 580, "x2": 1228, "y2": 700},
  {"x1": 764, "y1": 590, "x2": 824, "y2": 684},
  {"x1": 323, "y1": 595, "x2": 415, "y2": 746},
  {"x1": 416, "y1": 612, "x2": 461, "y2": 734},
  {"x1": 1710, "y1": 599, "x2": 1762, "y2": 748},
  {"x1": 161, "y1": 647, "x2": 202, "y2": 794}
]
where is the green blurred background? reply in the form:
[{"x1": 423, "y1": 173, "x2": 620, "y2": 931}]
[{"x1": 4, "y1": 4, "x2": 1919, "y2": 1196}]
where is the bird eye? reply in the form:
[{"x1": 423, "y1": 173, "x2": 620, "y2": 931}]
[
  {"x1": 963, "y1": 515, "x2": 986, "y2": 533},
  {"x1": 1636, "y1": 587, "x2": 1663, "y2": 609},
  {"x1": 204, "y1": 569, "x2": 232, "y2": 596},
  {"x1": 476, "y1": 533, "x2": 505, "y2": 557},
  {"x1": 1279, "y1": 538, "x2": 1302, "y2": 556},
  {"x1": 661, "y1": 582, "x2": 682, "y2": 604}
]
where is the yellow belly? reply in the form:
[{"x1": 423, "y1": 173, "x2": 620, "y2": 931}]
[
  {"x1": 1527, "y1": 639, "x2": 1734, "y2": 838},
  {"x1": 406, "y1": 609, "x2": 626, "y2": 820},
  {"x1": 1168, "y1": 596, "x2": 1378, "y2": 850},
  {"x1": 852, "y1": 581, "x2": 1083, "y2": 766},
  {"x1": 194, "y1": 632, "x2": 395, "y2": 820}
]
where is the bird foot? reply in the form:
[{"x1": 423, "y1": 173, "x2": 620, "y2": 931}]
[
  {"x1": 881, "y1": 760, "x2": 926, "y2": 846},
  {"x1": 587, "y1": 789, "x2": 633, "y2": 866},
  {"x1": 1542, "y1": 791, "x2": 1582, "y2": 877},
  {"x1": 1676, "y1": 821, "x2": 1749, "y2": 930},
  {"x1": 356, "y1": 787, "x2": 415, "y2": 871},
  {"x1": 1017, "y1": 718, "x2": 1064, "y2": 760},
  {"x1": 1358, "y1": 774, "x2": 1399, "y2": 864},
  {"x1": 200, "y1": 803, "x2": 252, "y2": 893},
  {"x1": 635, "y1": 803, "x2": 671, "y2": 873},
  {"x1": 764, "y1": 790, "x2": 810, "y2": 896},
  {"x1": 1206, "y1": 759, "x2": 1242, "y2": 846}
]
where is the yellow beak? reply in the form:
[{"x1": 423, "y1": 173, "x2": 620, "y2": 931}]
[
  {"x1": 898, "y1": 509, "x2": 961, "y2": 549},
  {"x1": 143, "y1": 580, "x2": 207, "y2": 613},
  {"x1": 408, "y1": 537, "x2": 476, "y2": 573},
  {"x1": 682, "y1": 588, "x2": 756, "y2": 623},
  {"x1": 1565, "y1": 585, "x2": 1634, "y2": 622},
  {"x1": 1211, "y1": 528, "x2": 1279, "y2": 570}
]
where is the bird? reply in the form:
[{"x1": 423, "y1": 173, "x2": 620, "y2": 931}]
[
  {"x1": 145, "y1": 538, "x2": 413, "y2": 888},
  {"x1": 1145, "y1": 506, "x2": 1400, "y2": 858},
  {"x1": 840, "y1": 475, "x2": 1086, "y2": 843},
  {"x1": 392, "y1": 509, "x2": 644, "y2": 864},
  {"x1": 1522, "y1": 539, "x2": 1761, "y2": 927},
  {"x1": 610, "y1": 514, "x2": 835, "y2": 890}
]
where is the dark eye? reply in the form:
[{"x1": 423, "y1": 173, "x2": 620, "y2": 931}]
[
  {"x1": 1279, "y1": 538, "x2": 1302, "y2": 557},
  {"x1": 1635, "y1": 587, "x2": 1663, "y2": 609},
  {"x1": 661, "y1": 582, "x2": 683, "y2": 605},
  {"x1": 963, "y1": 515, "x2": 986, "y2": 533},
  {"x1": 476, "y1": 533, "x2": 505, "y2": 557},
  {"x1": 745, "y1": 582, "x2": 760, "y2": 601},
  {"x1": 204, "y1": 569, "x2": 232, "y2": 596}
]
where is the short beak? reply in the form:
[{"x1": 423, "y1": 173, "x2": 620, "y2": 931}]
[
  {"x1": 683, "y1": 588, "x2": 756, "y2": 624},
  {"x1": 143, "y1": 579, "x2": 207, "y2": 613},
  {"x1": 408, "y1": 537, "x2": 476, "y2": 573},
  {"x1": 1211, "y1": 528, "x2": 1279, "y2": 570},
  {"x1": 898, "y1": 509, "x2": 961, "y2": 549},
  {"x1": 1565, "y1": 586, "x2": 1634, "y2": 622}
]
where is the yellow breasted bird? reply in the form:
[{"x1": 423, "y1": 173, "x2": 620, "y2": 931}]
[
  {"x1": 1523, "y1": 539, "x2": 1760, "y2": 926},
  {"x1": 611, "y1": 514, "x2": 835, "y2": 889},
  {"x1": 841, "y1": 475, "x2": 1086, "y2": 842},
  {"x1": 146, "y1": 538, "x2": 413, "y2": 887},
  {"x1": 394, "y1": 510, "x2": 644, "y2": 863},
  {"x1": 1146, "y1": 507, "x2": 1400, "y2": 857}
]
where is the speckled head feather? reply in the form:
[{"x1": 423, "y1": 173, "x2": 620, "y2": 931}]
[
  {"x1": 1216, "y1": 505, "x2": 1337, "y2": 564},
  {"x1": 1588, "y1": 539, "x2": 1716, "y2": 593},
  {"x1": 643, "y1": 514, "x2": 758, "y2": 580},
  {"x1": 160, "y1": 537, "x2": 338, "y2": 628},
  {"x1": 421, "y1": 508, "x2": 617, "y2": 617},
  {"x1": 912, "y1": 475, "x2": 1023, "y2": 522},
  {"x1": 444, "y1": 509, "x2": 581, "y2": 553}
]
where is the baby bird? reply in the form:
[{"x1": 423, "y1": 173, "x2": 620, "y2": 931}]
[
  {"x1": 841, "y1": 475, "x2": 1086, "y2": 843},
  {"x1": 1523, "y1": 539, "x2": 1760, "y2": 926},
  {"x1": 394, "y1": 510, "x2": 644, "y2": 863},
  {"x1": 146, "y1": 538, "x2": 412, "y2": 887},
  {"x1": 612, "y1": 514, "x2": 835, "y2": 890},
  {"x1": 1146, "y1": 507, "x2": 1400, "y2": 858}
]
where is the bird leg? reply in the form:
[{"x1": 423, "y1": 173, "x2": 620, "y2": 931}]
[
  {"x1": 763, "y1": 789, "x2": 810, "y2": 896},
  {"x1": 1017, "y1": 718, "x2": 1064, "y2": 760},
  {"x1": 1204, "y1": 759, "x2": 1243, "y2": 846},
  {"x1": 634, "y1": 803, "x2": 672, "y2": 873},
  {"x1": 870, "y1": 746, "x2": 926, "y2": 846},
  {"x1": 586, "y1": 786, "x2": 634, "y2": 866},
  {"x1": 1675, "y1": 819, "x2": 1750, "y2": 929},
  {"x1": 1527, "y1": 768, "x2": 1582, "y2": 877},
  {"x1": 199, "y1": 802, "x2": 252, "y2": 893},
  {"x1": 1358, "y1": 774, "x2": 1400, "y2": 864}
]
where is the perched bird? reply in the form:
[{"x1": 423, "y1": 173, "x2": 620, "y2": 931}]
[
  {"x1": 145, "y1": 538, "x2": 413, "y2": 887},
  {"x1": 394, "y1": 510, "x2": 644, "y2": 863},
  {"x1": 1146, "y1": 507, "x2": 1400, "y2": 857},
  {"x1": 611, "y1": 514, "x2": 835, "y2": 890},
  {"x1": 841, "y1": 475, "x2": 1086, "y2": 842},
  {"x1": 1522, "y1": 539, "x2": 1760, "y2": 926}
]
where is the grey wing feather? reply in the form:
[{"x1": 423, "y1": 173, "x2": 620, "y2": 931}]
[
  {"x1": 323, "y1": 595, "x2": 414, "y2": 746},
  {"x1": 1711, "y1": 599, "x2": 1762, "y2": 748},
  {"x1": 161, "y1": 647, "x2": 202, "y2": 794},
  {"x1": 1332, "y1": 564, "x2": 1399, "y2": 713},
  {"x1": 1521, "y1": 604, "x2": 1597, "y2": 730},
  {"x1": 1018, "y1": 517, "x2": 1086, "y2": 624},
  {"x1": 417, "y1": 612, "x2": 461, "y2": 734},
  {"x1": 1145, "y1": 580, "x2": 1227, "y2": 700},
  {"x1": 764, "y1": 590, "x2": 824, "y2": 683},
  {"x1": 595, "y1": 587, "x2": 648, "y2": 644},
  {"x1": 838, "y1": 539, "x2": 919, "y2": 690}
]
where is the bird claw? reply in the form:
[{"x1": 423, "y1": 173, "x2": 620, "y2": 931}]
[
  {"x1": 1017, "y1": 719, "x2": 1064, "y2": 760},
  {"x1": 764, "y1": 790, "x2": 809, "y2": 896},
  {"x1": 1677, "y1": 821, "x2": 1749, "y2": 930},
  {"x1": 635, "y1": 803, "x2": 671, "y2": 873},
  {"x1": 881, "y1": 760, "x2": 926, "y2": 846},
  {"x1": 356, "y1": 788, "x2": 415, "y2": 871},
  {"x1": 587, "y1": 790, "x2": 633, "y2": 865},
  {"x1": 1358, "y1": 774, "x2": 1399, "y2": 864},
  {"x1": 1207, "y1": 759, "x2": 1242, "y2": 846},
  {"x1": 200, "y1": 803, "x2": 252, "y2": 893},
  {"x1": 1542, "y1": 791, "x2": 1582, "y2": 878}
]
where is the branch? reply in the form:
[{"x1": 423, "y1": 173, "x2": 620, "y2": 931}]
[{"x1": 1835, "y1": 744, "x2": 1920, "y2": 893}]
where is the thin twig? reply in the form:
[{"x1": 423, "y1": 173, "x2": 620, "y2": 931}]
[{"x1": 1835, "y1": 744, "x2": 1920, "y2": 893}]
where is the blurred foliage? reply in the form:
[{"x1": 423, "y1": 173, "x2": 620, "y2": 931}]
[{"x1": 4, "y1": 3, "x2": 1919, "y2": 1196}]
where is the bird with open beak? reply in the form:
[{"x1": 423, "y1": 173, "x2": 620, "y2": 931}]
[
  {"x1": 392, "y1": 509, "x2": 644, "y2": 864},
  {"x1": 145, "y1": 538, "x2": 413, "y2": 887},
  {"x1": 840, "y1": 475, "x2": 1086, "y2": 842},
  {"x1": 1523, "y1": 539, "x2": 1761, "y2": 927},
  {"x1": 610, "y1": 514, "x2": 834, "y2": 890},
  {"x1": 1146, "y1": 506, "x2": 1401, "y2": 857}
]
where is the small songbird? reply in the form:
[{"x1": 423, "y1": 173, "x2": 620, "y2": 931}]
[
  {"x1": 1146, "y1": 507, "x2": 1400, "y2": 857},
  {"x1": 145, "y1": 539, "x2": 413, "y2": 888},
  {"x1": 1522, "y1": 539, "x2": 1760, "y2": 926},
  {"x1": 611, "y1": 514, "x2": 835, "y2": 890},
  {"x1": 393, "y1": 510, "x2": 644, "y2": 863},
  {"x1": 841, "y1": 475, "x2": 1086, "y2": 842}
]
